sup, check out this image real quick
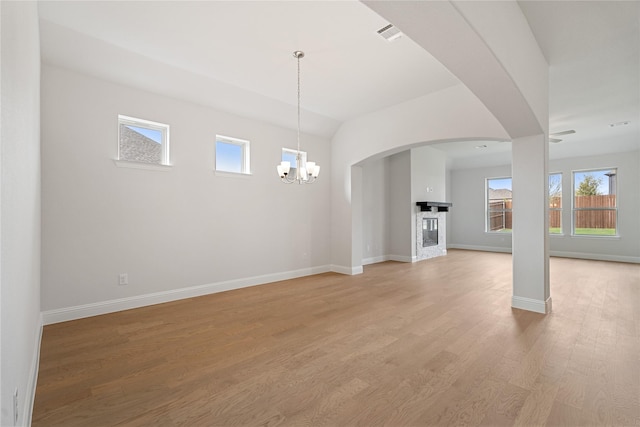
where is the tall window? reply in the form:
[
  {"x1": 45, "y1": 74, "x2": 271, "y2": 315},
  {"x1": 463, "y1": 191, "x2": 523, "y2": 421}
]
[
  {"x1": 118, "y1": 115, "x2": 170, "y2": 165},
  {"x1": 549, "y1": 173, "x2": 562, "y2": 234},
  {"x1": 486, "y1": 177, "x2": 512, "y2": 232},
  {"x1": 573, "y1": 168, "x2": 617, "y2": 236},
  {"x1": 215, "y1": 135, "x2": 250, "y2": 174}
]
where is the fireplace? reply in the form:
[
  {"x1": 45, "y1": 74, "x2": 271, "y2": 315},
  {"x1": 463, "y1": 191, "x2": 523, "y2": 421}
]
[
  {"x1": 416, "y1": 201, "x2": 452, "y2": 261},
  {"x1": 422, "y1": 218, "x2": 438, "y2": 247}
]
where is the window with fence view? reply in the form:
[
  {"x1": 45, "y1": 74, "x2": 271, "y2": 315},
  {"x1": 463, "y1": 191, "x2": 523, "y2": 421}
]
[
  {"x1": 487, "y1": 177, "x2": 512, "y2": 232},
  {"x1": 549, "y1": 173, "x2": 562, "y2": 234},
  {"x1": 573, "y1": 168, "x2": 617, "y2": 236}
]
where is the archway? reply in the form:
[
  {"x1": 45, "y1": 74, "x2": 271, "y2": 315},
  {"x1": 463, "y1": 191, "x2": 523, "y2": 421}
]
[{"x1": 331, "y1": 1, "x2": 551, "y2": 313}]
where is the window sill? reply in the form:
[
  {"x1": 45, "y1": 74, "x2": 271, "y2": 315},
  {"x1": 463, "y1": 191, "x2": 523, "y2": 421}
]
[
  {"x1": 214, "y1": 170, "x2": 252, "y2": 178},
  {"x1": 571, "y1": 234, "x2": 620, "y2": 239},
  {"x1": 114, "y1": 160, "x2": 172, "y2": 172}
]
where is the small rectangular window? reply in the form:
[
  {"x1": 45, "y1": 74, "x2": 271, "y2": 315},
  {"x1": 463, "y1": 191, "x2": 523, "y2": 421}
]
[
  {"x1": 118, "y1": 115, "x2": 170, "y2": 165},
  {"x1": 486, "y1": 177, "x2": 512, "y2": 233},
  {"x1": 215, "y1": 135, "x2": 250, "y2": 174},
  {"x1": 281, "y1": 147, "x2": 309, "y2": 178},
  {"x1": 549, "y1": 173, "x2": 562, "y2": 234},
  {"x1": 282, "y1": 148, "x2": 307, "y2": 169},
  {"x1": 573, "y1": 168, "x2": 617, "y2": 236}
]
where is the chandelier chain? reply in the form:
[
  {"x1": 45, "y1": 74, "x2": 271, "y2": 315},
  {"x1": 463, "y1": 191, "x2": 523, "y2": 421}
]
[{"x1": 297, "y1": 53, "x2": 301, "y2": 154}]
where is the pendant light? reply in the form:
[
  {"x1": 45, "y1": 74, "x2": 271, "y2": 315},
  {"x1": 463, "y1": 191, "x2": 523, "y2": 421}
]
[{"x1": 277, "y1": 51, "x2": 320, "y2": 184}]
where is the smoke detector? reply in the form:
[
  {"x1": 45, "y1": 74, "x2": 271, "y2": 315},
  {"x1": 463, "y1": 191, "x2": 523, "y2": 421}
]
[
  {"x1": 377, "y1": 24, "x2": 403, "y2": 42},
  {"x1": 609, "y1": 121, "x2": 630, "y2": 127}
]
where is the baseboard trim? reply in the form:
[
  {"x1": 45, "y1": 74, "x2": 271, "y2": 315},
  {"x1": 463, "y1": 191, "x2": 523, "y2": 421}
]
[
  {"x1": 363, "y1": 255, "x2": 421, "y2": 265},
  {"x1": 549, "y1": 251, "x2": 640, "y2": 264},
  {"x1": 330, "y1": 264, "x2": 363, "y2": 275},
  {"x1": 362, "y1": 255, "x2": 389, "y2": 265},
  {"x1": 388, "y1": 254, "x2": 415, "y2": 263},
  {"x1": 42, "y1": 265, "x2": 331, "y2": 325},
  {"x1": 512, "y1": 296, "x2": 552, "y2": 314},
  {"x1": 26, "y1": 313, "x2": 43, "y2": 426},
  {"x1": 447, "y1": 244, "x2": 512, "y2": 254},
  {"x1": 448, "y1": 245, "x2": 639, "y2": 264}
]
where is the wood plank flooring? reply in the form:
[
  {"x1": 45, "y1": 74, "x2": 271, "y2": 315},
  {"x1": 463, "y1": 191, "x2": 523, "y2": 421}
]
[{"x1": 32, "y1": 250, "x2": 640, "y2": 426}]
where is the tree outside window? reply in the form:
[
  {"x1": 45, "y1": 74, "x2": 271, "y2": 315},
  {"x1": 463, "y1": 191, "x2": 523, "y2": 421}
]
[
  {"x1": 549, "y1": 173, "x2": 562, "y2": 234},
  {"x1": 573, "y1": 169, "x2": 617, "y2": 236}
]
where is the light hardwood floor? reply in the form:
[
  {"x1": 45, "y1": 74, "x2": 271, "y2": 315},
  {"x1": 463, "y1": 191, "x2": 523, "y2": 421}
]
[{"x1": 33, "y1": 250, "x2": 639, "y2": 426}]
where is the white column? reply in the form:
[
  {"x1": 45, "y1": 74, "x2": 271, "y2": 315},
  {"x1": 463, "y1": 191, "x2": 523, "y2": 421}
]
[{"x1": 511, "y1": 134, "x2": 551, "y2": 313}]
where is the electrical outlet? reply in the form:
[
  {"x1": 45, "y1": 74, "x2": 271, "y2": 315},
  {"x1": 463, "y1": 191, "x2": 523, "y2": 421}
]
[
  {"x1": 119, "y1": 273, "x2": 128, "y2": 285},
  {"x1": 13, "y1": 388, "x2": 18, "y2": 425}
]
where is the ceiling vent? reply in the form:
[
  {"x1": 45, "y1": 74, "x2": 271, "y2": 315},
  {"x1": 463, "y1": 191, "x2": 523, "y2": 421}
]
[{"x1": 377, "y1": 24, "x2": 402, "y2": 42}]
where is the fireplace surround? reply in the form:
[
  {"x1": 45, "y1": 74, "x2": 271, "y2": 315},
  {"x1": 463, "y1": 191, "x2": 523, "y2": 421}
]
[{"x1": 416, "y1": 202, "x2": 452, "y2": 261}]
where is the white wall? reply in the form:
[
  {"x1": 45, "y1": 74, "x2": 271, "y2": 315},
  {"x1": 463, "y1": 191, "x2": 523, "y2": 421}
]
[
  {"x1": 1, "y1": 2, "x2": 42, "y2": 425},
  {"x1": 449, "y1": 164, "x2": 513, "y2": 252},
  {"x1": 388, "y1": 151, "x2": 412, "y2": 262},
  {"x1": 449, "y1": 150, "x2": 640, "y2": 262},
  {"x1": 361, "y1": 158, "x2": 390, "y2": 265},
  {"x1": 331, "y1": 84, "x2": 509, "y2": 272},
  {"x1": 445, "y1": 167, "x2": 453, "y2": 246},
  {"x1": 410, "y1": 146, "x2": 447, "y2": 258},
  {"x1": 410, "y1": 146, "x2": 447, "y2": 204},
  {"x1": 548, "y1": 151, "x2": 640, "y2": 262},
  {"x1": 361, "y1": 145, "x2": 449, "y2": 264},
  {"x1": 41, "y1": 65, "x2": 332, "y2": 319}
]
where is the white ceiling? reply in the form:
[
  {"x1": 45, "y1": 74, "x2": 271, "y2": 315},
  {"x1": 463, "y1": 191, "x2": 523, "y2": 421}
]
[
  {"x1": 520, "y1": 0, "x2": 639, "y2": 162},
  {"x1": 38, "y1": 1, "x2": 639, "y2": 169},
  {"x1": 38, "y1": 1, "x2": 459, "y2": 137}
]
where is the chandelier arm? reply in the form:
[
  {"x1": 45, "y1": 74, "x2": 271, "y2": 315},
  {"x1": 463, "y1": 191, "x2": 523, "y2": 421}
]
[{"x1": 281, "y1": 174, "x2": 296, "y2": 184}]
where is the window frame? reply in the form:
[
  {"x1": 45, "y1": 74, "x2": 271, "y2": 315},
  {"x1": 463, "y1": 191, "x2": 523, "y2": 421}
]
[
  {"x1": 282, "y1": 147, "x2": 307, "y2": 169},
  {"x1": 549, "y1": 172, "x2": 563, "y2": 235},
  {"x1": 281, "y1": 147, "x2": 308, "y2": 179},
  {"x1": 215, "y1": 135, "x2": 251, "y2": 175},
  {"x1": 486, "y1": 176, "x2": 513, "y2": 233},
  {"x1": 117, "y1": 115, "x2": 170, "y2": 168},
  {"x1": 571, "y1": 167, "x2": 618, "y2": 237}
]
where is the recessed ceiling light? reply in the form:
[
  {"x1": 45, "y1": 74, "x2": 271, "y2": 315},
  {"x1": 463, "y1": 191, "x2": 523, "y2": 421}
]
[
  {"x1": 377, "y1": 24, "x2": 403, "y2": 42},
  {"x1": 609, "y1": 121, "x2": 630, "y2": 127},
  {"x1": 475, "y1": 144, "x2": 488, "y2": 149}
]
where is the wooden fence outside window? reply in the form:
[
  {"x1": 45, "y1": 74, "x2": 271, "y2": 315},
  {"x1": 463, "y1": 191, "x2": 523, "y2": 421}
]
[
  {"x1": 573, "y1": 195, "x2": 616, "y2": 229},
  {"x1": 490, "y1": 195, "x2": 616, "y2": 231}
]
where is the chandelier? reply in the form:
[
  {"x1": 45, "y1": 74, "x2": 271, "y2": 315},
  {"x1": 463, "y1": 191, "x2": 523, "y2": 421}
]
[{"x1": 277, "y1": 51, "x2": 320, "y2": 184}]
